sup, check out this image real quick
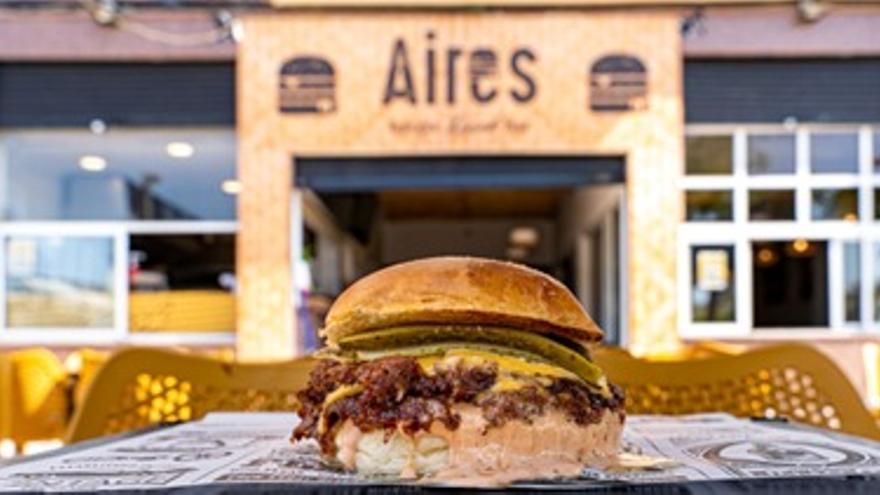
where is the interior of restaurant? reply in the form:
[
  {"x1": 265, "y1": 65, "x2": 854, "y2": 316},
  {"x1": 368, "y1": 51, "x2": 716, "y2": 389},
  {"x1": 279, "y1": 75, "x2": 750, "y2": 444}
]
[
  {"x1": 0, "y1": 129, "x2": 237, "y2": 343},
  {"x1": 292, "y1": 156, "x2": 627, "y2": 349}
]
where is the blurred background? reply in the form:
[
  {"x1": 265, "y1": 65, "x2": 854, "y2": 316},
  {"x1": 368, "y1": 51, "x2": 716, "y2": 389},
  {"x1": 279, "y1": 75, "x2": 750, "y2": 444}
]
[{"x1": 1, "y1": 0, "x2": 880, "y2": 456}]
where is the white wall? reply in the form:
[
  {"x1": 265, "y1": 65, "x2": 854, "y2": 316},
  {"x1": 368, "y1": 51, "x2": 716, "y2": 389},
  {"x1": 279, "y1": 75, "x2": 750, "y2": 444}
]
[
  {"x1": 381, "y1": 219, "x2": 557, "y2": 266},
  {"x1": 557, "y1": 185, "x2": 624, "y2": 256},
  {"x1": 301, "y1": 191, "x2": 377, "y2": 295},
  {"x1": 557, "y1": 184, "x2": 626, "y2": 342},
  {"x1": 5, "y1": 150, "x2": 62, "y2": 220}
]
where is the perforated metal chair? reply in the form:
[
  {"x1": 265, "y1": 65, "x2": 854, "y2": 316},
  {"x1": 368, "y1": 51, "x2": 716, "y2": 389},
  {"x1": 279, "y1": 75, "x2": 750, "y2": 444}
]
[
  {"x1": 593, "y1": 343, "x2": 880, "y2": 440},
  {"x1": 66, "y1": 348, "x2": 316, "y2": 444},
  {"x1": 1, "y1": 349, "x2": 70, "y2": 451},
  {"x1": 646, "y1": 341, "x2": 747, "y2": 361},
  {"x1": 68, "y1": 348, "x2": 110, "y2": 409},
  {"x1": 0, "y1": 352, "x2": 8, "y2": 446}
]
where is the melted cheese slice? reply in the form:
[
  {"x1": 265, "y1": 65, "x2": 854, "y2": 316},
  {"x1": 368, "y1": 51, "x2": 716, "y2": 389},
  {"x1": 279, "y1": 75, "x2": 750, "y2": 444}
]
[
  {"x1": 419, "y1": 349, "x2": 573, "y2": 377},
  {"x1": 323, "y1": 384, "x2": 364, "y2": 408},
  {"x1": 490, "y1": 377, "x2": 532, "y2": 393},
  {"x1": 319, "y1": 349, "x2": 579, "y2": 425},
  {"x1": 418, "y1": 348, "x2": 576, "y2": 393},
  {"x1": 318, "y1": 384, "x2": 365, "y2": 434}
]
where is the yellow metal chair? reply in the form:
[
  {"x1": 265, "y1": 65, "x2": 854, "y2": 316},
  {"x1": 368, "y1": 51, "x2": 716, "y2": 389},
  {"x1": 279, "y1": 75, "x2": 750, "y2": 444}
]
[
  {"x1": 67, "y1": 348, "x2": 111, "y2": 409},
  {"x1": 861, "y1": 342, "x2": 880, "y2": 417},
  {"x1": 635, "y1": 341, "x2": 746, "y2": 362},
  {"x1": 594, "y1": 343, "x2": 880, "y2": 440},
  {"x1": 0, "y1": 352, "x2": 9, "y2": 445},
  {"x1": 1, "y1": 349, "x2": 70, "y2": 452},
  {"x1": 66, "y1": 348, "x2": 316, "y2": 444},
  {"x1": 129, "y1": 290, "x2": 235, "y2": 333}
]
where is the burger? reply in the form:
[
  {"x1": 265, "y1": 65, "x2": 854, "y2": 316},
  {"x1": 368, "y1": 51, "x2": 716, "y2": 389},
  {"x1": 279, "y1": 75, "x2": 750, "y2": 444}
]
[{"x1": 291, "y1": 256, "x2": 624, "y2": 484}]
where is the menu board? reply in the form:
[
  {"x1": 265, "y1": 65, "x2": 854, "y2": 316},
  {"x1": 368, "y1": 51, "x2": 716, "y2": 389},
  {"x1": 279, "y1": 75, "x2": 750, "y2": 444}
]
[{"x1": 2, "y1": 412, "x2": 880, "y2": 491}]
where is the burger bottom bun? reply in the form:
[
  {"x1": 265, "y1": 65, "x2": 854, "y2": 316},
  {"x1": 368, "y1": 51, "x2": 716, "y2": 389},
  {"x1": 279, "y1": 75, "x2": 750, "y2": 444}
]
[{"x1": 331, "y1": 405, "x2": 623, "y2": 485}]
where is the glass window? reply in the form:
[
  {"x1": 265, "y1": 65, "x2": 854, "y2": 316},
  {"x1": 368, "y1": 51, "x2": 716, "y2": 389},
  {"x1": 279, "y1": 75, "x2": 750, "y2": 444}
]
[
  {"x1": 129, "y1": 234, "x2": 235, "y2": 333},
  {"x1": 874, "y1": 244, "x2": 880, "y2": 322},
  {"x1": 686, "y1": 136, "x2": 733, "y2": 175},
  {"x1": 749, "y1": 190, "x2": 795, "y2": 220},
  {"x1": 873, "y1": 132, "x2": 880, "y2": 173},
  {"x1": 2, "y1": 129, "x2": 236, "y2": 221},
  {"x1": 844, "y1": 242, "x2": 860, "y2": 323},
  {"x1": 811, "y1": 133, "x2": 858, "y2": 174},
  {"x1": 748, "y1": 135, "x2": 795, "y2": 175},
  {"x1": 685, "y1": 190, "x2": 733, "y2": 221},
  {"x1": 876, "y1": 189, "x2": 880, "y2": 220},
  {"x1": 811, "y1": 189, "x2": 858, "y2": 221},
  {"x1": 691, "y1": 245, "x2": 735, "y2": 322},
  {"x1": 752, "y1": 240, "x2": 828, "y2": 328},
  {"x1": 5, "y1": 235, "x2": 115, "y2": 328}
]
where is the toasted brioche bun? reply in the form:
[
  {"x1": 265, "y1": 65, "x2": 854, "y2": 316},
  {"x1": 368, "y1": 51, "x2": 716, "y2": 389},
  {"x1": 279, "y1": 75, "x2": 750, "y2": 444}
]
[
  {"x1": 331, "y1": 405, "x2": 622, "y2": 484},
  {"x1": 322, "y1": 256, "x2": 603, "y2": 346}
]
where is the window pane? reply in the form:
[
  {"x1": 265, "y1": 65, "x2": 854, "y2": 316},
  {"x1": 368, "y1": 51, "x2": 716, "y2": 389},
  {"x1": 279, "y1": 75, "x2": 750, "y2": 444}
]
[
  {"x1": 686, "y1": 136, "x2": 733, "y2": 175},
  {"x1": 691, "y1": 245, "x2": 735, "y2": 322},
  {"x1": 749, "y1": 190, "x2": 795, "y2": 220},
  {"x1": 811, "y1": 133, "x2": 858, "y2": 173},
  {"x1": 874, "y1": 244, "x2": 880, "y2": 322},
  {"x1": 811, "y1": 189, "x2": 858, "y2": 221},
  {"x1": 876, "y1": 190, "x2": 880, "y2": 220},
  {"x1": 3, "y1": 130, "x2": 236, "y2": 221},
  {"x1": 748, "y1": 135, "x2": 795, "y2": 175},
  {"x1": 873, "y1": 132, "x2": 880, "y2": 173},
  {"x1": 129, "y1": 234, "x2": 235, "y2": 333},
  {"x1": 753, "y1": 240, "x2": 828, "y2": 328},
  {"x1": 6, "y1": 236, "x2": 115, "y2": 328},
  {"x1": 685, "y1": 190, "x2": 732, "y2": 221},
  {"x1": 844, "y1": 242, "x2": 860, "y2": 323}
]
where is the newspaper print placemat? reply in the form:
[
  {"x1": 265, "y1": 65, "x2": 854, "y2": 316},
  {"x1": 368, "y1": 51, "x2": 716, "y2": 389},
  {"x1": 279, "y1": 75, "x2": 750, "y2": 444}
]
[{"x1": 2, "y1": 412, "x2": 880, "y2": 492}]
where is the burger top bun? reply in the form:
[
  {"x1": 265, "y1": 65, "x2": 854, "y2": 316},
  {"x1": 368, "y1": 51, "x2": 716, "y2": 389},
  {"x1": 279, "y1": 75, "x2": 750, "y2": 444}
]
[{"x1": 321, "y1": 256, "x2": 603, "y2": 346}]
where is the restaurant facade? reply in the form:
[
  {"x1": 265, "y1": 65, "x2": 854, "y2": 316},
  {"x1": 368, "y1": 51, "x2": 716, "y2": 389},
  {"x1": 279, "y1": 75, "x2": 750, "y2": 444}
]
[{"x1": 1, "y1": 1, "x2": 880, "y2": 398}]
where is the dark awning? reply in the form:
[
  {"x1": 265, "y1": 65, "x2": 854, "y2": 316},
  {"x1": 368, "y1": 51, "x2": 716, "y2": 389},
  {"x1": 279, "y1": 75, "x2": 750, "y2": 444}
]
[
  {"x1": 0, "y1": 63, "x2": 234, "y2": 127},
  {"x1": 685, "y1": 58, "x2": 880, "y2": 123},
  {"x1": 294, "y1": 156, "x2": 624, "y2": 192}
]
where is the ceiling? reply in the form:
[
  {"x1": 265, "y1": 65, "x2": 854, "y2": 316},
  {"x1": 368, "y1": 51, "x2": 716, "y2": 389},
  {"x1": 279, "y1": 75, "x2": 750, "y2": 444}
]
[{"x1": 379, "y1": 188, "x2": 568, "y2": 220}]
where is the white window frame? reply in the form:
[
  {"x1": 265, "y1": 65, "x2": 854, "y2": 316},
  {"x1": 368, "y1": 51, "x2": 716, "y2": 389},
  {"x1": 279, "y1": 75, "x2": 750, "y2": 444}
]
[
  {"x1": 0, "y1": 221, "x2": 237, "y2": 347},
  {"x1": 124, "y1": 221, "x2": 238, "y2": 347},
  {"x1": 0, "y1": 127, "x2": 239, "y2": 347},
  {"x1": 681, "y1": 123, "x2": 880, "y2": 339},
  {"x1": 0, "y1": 222, "x2": 127, "y2": 344}
]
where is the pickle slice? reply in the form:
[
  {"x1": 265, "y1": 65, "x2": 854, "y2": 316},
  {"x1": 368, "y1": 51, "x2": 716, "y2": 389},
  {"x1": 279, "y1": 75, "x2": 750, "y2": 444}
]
[
  {"x1": 337, "y1": 325, "x2": 609, "y2": 395},
  {"x1": 354, "y1": 342, "x2": 554, "y2": 366}
]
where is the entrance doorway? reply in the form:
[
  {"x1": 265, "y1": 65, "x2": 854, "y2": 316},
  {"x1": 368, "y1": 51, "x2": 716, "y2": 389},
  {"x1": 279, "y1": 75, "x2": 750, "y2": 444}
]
[
  {"x1": 292, "y1": 156, "x2": 626, "y2": 348},
  {"x1": 580, "y1": 203, "x2": 623, "y2": 343},
  {"x1": 752, "y1": 240, "x2": 829, "y2": 327}
]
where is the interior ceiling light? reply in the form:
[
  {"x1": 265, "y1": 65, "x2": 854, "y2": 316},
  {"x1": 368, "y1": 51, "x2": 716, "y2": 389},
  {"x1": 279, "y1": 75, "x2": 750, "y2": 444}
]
[
  {"x1": 88, "y1": 0, "x2": 119, "y2": 26},
  {"x1": 797, "y1": 0, "x2": 827, "y2": 23},
  {"x1": 89, "y1": 119, "x2": 107, "y2": 135},
  {"x1": 756, "y1": 247, "x2": 777, "y2": 267},
  {"x1": 791, "y1": 238, "x2": 810, "y2": 254},
  {"x1": 221, "y1": 179, "x2": 243, "y2": 195},
  {"x1": 506, "y1": 245, "x2": 530, "y2": 261},
  {"x1": 508, "y1": 226, "x2": 540, "y2": 247},
  {"x1": 166, "y1": 141, "x2": 195, "y2": 159},
  {"x1": 79, "y1": 155, "x2": 107, "y2": 172}
]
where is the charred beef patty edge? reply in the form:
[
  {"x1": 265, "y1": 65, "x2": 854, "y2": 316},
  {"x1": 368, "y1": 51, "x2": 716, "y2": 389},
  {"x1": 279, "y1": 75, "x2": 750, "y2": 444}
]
[{"x1": 292, "y1": 356, "x2": 625, "y2": 454}]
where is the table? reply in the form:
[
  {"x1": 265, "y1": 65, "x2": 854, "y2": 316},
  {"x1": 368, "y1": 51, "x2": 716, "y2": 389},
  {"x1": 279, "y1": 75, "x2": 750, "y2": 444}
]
[{"x1": 2, "y1": 413, "x2": 880, "y2": 494}]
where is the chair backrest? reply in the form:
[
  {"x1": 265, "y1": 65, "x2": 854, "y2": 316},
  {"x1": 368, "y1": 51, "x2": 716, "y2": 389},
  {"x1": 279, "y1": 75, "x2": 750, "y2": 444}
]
[
  {"x1": 3, "y1": 349, "x2": 69, "y2": 448},
  {"x1": 70, "y1": 348, "x2": 110, "y2": 409},
  {"x1": 66, "y1": 348, "x2": 316, "y2": 444},
  {"x1": 0, "y1": 352, "x2": 9, "y2": 442},
  {"x1": 593, "y1": 343, "x2": 880, "y2": 440}
]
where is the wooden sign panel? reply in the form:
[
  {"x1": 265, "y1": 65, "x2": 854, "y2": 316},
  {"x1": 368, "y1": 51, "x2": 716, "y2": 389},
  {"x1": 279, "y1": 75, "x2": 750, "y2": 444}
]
[{"x1": 237, "y1": 10, "x2": 684, "y2": 359}]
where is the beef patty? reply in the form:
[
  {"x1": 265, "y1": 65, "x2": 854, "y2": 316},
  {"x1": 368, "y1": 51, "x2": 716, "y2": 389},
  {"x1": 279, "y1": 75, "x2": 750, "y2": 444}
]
[{"x1": 292, "y1": 355, "x2": 624, "y2": 455}]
